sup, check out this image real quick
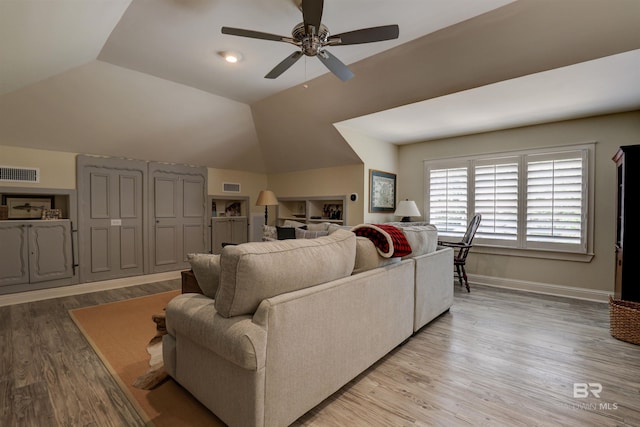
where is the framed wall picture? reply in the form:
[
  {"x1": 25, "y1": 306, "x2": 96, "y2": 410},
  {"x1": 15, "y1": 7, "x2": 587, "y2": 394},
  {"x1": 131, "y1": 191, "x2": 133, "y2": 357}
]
[
  {"x1": 369, "y1": 169, "x2": 396, "y2": 213},
  {"x1": 1, "y1": 195, "x2": 53, "y2": 219}
]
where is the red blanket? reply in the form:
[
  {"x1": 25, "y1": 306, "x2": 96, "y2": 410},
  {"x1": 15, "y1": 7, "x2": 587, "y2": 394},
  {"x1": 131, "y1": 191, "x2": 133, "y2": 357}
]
[{"x1": 351, "y1": 224, "x2": 412, "y2": 258}]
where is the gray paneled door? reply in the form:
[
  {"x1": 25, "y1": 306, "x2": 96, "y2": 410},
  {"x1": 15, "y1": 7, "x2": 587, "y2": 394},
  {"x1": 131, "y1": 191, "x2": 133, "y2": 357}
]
[
  {"x1": 148, "y1": 162, "x2": 207, "y2": 273},
  {"x1": 78, "y1": 156, "x2": 146, "y2": 283}
]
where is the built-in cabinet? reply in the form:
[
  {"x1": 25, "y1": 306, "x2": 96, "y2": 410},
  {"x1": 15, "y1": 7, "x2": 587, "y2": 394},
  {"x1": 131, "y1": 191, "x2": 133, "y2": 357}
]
[
  {"x1": 277, "y1": 196, "x2": 347, "y2": 226},
  {"x1": 209, "y1": 195, "x2": 249, "y2": 254},
  {"x1": 0, "y1": 220, "x2": 74, "y2": 291},
  {"x1": 211, "y1": 217, "x2": 248, "y2": 254},
  {"x1": 613, "y1": 145, "x2": 640, "y2": 302}
]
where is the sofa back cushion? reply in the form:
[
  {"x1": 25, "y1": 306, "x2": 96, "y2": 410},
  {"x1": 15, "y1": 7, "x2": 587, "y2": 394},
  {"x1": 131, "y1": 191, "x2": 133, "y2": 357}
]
[
  {"x1": 215, "y1": 229, "x2": 356, "y2": 318},
  {"x1": 398, "y1": 224, "x2": 438, "y2": 258},
  {"x1": 352, "y1": 237, "x2": 400, "y2": 274},
  {"x1": 187, "y1": 253, "x2": 221, "y2": 298},
  {"x1": 385, "y1": 223, "x2": 438, "y2": 259}
]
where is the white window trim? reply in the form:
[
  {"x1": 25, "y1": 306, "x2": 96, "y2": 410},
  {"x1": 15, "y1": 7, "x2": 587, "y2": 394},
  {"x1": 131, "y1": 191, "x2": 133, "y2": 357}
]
[{"x1": 424, "y1": 143, "x2": 595, "y2": 262}]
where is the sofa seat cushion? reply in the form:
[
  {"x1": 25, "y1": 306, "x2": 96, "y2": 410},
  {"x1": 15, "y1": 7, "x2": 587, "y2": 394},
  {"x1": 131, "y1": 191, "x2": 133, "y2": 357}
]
[
  {"x1": 215, "y1": 228, "x2": 357, "y2": 318},
  {"x1": 166, "y1": 294, "x2": 267, "y2": 370}
]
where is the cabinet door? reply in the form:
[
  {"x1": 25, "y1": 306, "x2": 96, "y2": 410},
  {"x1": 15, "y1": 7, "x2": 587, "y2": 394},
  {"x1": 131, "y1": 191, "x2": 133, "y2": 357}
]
[
  {"x1": 211, "y1": 218, "x2": 232, "y2": 254},
  {"x1": 231, "y1": 218, "x2": 249, "y2": 244},
  {"x1": 230, "y1": 218, "x2": 248, "y2": 244},
  {"x1": 78, "y1": 157, "x2": 145, "y2": 283},
  {"x1": 0, "y1": 222, "x2": 29, "y2": 287},
  {"x1": 150, "y1": 163, "x2": 207, "y2": 272},
  {"x1": 28, "y1": 221, "x2": 73, "y2": 283}
]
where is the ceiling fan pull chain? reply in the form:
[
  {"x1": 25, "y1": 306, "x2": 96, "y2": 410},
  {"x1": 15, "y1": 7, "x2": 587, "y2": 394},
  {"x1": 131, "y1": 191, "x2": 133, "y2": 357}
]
[{"x1": 303, "y1": 56, "x2": 308, "y2": 88}]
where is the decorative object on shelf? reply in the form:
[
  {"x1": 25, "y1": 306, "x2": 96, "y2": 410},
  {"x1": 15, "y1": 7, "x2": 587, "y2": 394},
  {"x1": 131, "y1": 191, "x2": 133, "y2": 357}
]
[
  {"x1": 0, "y1": 205, "x2": 7, "y2": 220},
  {"x1": 394, "y1": 199, "x2": 421, "y2": 222},
  {"x1": 323, "y1": 204, "x2": 342, "y2": 220},
  {"x1": 369, "y1": 169, "x2": 396, "y2": 213},
  {"x1": 211, "y1": 201, "x2": 217, "y2": 217},
  {"x1": 225, "y1": 201, "x2": 242, "y2": 216},
  {"x1": 41, "y1": 208, "x2": 62, "y2": 220},
  {"x1": 2, "y1": 195, "x2": 53, "y2": 219},
  {"x1": 256, "y1": 190, "x2": 279, "y2": 225}
]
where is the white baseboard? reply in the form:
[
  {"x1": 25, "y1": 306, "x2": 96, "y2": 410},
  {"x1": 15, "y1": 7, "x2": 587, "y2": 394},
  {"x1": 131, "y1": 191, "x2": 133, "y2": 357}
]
[
  {"x1": 469, "y1": 274, "x2": 610, "y2": 303},
  {"x1": 0, "y1": 271, "x2": 181, "y2": 307}
]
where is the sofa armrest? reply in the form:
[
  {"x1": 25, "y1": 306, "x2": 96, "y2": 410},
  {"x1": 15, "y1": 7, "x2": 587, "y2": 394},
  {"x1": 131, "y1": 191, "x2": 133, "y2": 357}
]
[
  {"x1": 413, "y1": 246, "x2": 454, "y2": 331},
  {"x1": 165, "y1": 293, "x2": 267, "y2": 370}
]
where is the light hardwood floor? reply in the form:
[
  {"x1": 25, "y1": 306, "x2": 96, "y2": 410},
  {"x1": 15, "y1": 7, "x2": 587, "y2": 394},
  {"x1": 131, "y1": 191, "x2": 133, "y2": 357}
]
[{"x1": 2, "y1": 281, "x2": 639, "y2": 426}]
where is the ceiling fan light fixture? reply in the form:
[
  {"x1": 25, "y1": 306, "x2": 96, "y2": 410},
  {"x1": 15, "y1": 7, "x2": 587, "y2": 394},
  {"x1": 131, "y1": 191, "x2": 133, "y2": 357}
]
[
  {"x1": 220, "y1": 0, "x2": 399, "y2": 80},
  {"x1": 218, "y1": 51, "x2": 243, "y2": 63}
]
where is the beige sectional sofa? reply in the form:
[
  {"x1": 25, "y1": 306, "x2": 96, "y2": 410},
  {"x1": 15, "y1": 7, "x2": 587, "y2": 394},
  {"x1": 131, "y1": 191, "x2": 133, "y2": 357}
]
[{"x1": 164, "y1": 227, "x2": 453, "y2": 427}]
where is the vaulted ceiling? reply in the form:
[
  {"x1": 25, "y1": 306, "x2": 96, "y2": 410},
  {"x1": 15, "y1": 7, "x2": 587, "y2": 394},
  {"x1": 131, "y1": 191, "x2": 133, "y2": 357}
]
[{"x1": 1, "y1": 0, "x2": 639, "y2": 174}]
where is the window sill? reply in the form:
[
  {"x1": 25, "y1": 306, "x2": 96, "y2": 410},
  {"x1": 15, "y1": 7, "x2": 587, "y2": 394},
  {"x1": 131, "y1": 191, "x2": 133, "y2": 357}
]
[{"x1": 472, "y1": 245, "x2": 595, "y2": 263}]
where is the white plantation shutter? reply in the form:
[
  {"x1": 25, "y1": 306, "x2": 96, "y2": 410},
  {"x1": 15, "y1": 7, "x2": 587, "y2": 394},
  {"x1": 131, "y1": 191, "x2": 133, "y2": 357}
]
[
  {"x1": 474, "y1": 158, "x2": 519, "y2": 242},
  {"x1": 429, "y1": 166, "x2": 467, "y2": 234},
  {"x1": 425, "y1": 146, "x2": 591, "y2": 255},
  {"x1": 526, "y1": 151, "x2": 586, "y2": 250}
]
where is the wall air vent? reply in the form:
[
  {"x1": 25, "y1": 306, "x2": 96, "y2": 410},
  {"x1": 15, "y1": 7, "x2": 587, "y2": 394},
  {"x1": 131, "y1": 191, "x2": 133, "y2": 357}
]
[
  {"x1": 223, "y1": 182, "x2": 241, "y2": 193},
  {"x1": 0, "y1": 166, "x2": 40, "y2": 183}
]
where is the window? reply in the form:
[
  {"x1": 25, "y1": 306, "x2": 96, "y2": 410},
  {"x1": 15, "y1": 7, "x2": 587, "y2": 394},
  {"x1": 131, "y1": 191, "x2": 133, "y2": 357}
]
[{"x1": 425, "y1": 144, "x2": 592, "y2": 256}]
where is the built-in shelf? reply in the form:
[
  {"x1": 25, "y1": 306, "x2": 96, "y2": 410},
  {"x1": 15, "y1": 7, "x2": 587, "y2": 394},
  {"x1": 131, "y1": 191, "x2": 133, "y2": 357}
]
[
  {"x1": 277, "y1": 196, "x2": 347, "y2": 226},
  {"x1": 209, "y1": 195, "x2": 249, "y2": 218}
]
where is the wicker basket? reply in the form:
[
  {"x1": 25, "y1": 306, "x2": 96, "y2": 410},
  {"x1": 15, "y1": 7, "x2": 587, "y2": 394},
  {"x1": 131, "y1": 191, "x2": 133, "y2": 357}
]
[
  {"x1": 0, "y1": 205, "x2": 8, "y2": 220},
  {"x1": 609, "y1": 296, "x2": 640, "y2": 345}
]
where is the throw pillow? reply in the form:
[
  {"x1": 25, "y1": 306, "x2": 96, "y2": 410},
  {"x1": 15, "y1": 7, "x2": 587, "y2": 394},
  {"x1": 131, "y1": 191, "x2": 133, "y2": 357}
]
[
  {"x1": 276, "y1": 226, "x2": 296, "y2": 240},
  {"x1": 262, "y1": 224, "x2": 277, "y2": 241},
  {"x1": 187, "y1": 253, "x2": 221, "y2": 298},
  {"x1": 283, "y1": 219, "x2": 306, "y2": 228},
  {"x1": 306, "y1": 222, "x2": 330, "y2": 231},
  {"x1": 295, "y1": 228, "x2": 329, "y2": 239}
]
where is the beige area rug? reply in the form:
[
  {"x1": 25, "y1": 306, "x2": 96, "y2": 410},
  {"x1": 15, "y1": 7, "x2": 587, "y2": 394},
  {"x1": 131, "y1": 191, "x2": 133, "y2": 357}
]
[{"x1": 69, "y1": 290, "x2": 224, "y2": 427}]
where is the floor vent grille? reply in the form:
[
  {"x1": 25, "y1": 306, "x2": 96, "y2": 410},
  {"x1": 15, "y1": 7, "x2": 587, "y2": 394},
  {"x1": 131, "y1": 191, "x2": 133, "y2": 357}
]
[{"x1": 0, "y1": 166, "x2": 40, "y2": 183}]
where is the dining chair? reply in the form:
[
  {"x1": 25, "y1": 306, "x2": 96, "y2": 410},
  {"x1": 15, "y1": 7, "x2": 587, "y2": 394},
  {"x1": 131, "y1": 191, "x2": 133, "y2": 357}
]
[{"x1": 438, "y1": 213, "x2": 482, "y2": 292}]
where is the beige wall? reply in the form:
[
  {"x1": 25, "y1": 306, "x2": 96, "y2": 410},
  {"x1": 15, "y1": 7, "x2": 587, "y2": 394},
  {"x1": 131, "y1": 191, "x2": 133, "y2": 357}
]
[
  {"x1": 0, "y1": 145, "x2": 77, "y2": 189},
  {"x1": 267, "y1": 164, "x2": 365, "y2": 226},
  {"x1": 207, "y1": 168, "x2": 267, "y2": 217},
  {"x1": 0, "y1": 144, "x2": 268, "y2": 213},
  {"x1": 336, "y1": 125, "x2": 399, "y2": 223},
  {"x1": 6, "y1": 111, "x2": 639, "y2": 296},
  {"x1": 397, "y1": 111, "x2": 640, "y2": 294}
]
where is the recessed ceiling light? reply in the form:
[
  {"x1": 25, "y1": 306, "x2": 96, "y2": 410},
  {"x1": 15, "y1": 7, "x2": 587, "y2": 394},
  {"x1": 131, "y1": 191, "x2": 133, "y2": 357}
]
[{"x1": 218, "y1": 51, "x2": 243, "y2": 63}]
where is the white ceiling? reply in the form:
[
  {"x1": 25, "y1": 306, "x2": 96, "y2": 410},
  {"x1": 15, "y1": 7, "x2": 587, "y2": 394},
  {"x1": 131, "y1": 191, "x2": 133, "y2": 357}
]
[
  {"x1": 335, "y1": 49, "x2": 640, "y2": 144},
  {"x1": 1, "y1": 0, "x2": 639, "y2": 173},
  {"x1": 97, "y1": 0, "x2": 515, "y2": 104}
]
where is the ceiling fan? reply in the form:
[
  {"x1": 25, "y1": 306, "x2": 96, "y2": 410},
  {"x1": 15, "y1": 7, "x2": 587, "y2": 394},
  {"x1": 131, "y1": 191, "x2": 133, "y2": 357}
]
[{"x1": 221, "y1": 0, "x2": 399, "y2": 81}]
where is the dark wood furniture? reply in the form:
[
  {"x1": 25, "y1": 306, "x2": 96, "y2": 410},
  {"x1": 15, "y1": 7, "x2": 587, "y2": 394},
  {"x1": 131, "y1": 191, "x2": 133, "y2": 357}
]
[
  {"x1": 613, "y1": 145, "x2": 640, "y2": 303},
  {"x1": 181, "y1": 270, "x2": 203, "y2": 294},
  {"x1": 438, "y1": 213, "x2": 482, "y2": 293}
]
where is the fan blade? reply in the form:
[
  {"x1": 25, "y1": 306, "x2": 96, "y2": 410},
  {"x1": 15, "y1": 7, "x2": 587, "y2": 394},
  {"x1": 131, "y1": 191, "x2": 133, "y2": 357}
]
[
  {"x1": 302, "y1": 0, "x2": 323, "y2": 35},
  {"x1": 317, "y1": 50, "x2": 354, "y2": 81},
  {"x1": 222, "y1": 27, "x2": 288, "y2": 42},
  {"x1": 328, "y1": 25, "x2": 399, "y2": 45},
  {"x1": 265, "y1": 51, "x2": 303, "y2": 79}
]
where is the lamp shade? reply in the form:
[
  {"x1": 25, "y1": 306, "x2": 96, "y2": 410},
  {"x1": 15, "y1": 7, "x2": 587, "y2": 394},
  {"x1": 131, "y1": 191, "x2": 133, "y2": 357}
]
[
  {"x1": 256, "y1": 190, "x2": 278, "y2": 206},
  {"x1": 394, "y1": 200, "x2": 421, "y2": 222}
]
